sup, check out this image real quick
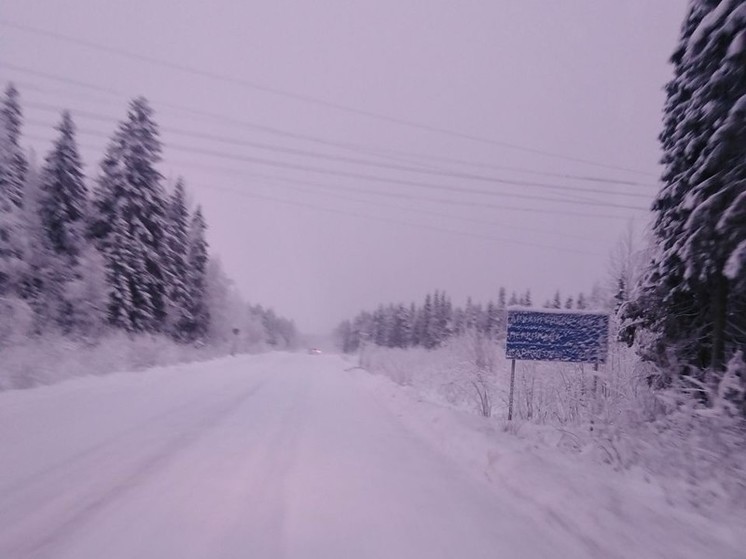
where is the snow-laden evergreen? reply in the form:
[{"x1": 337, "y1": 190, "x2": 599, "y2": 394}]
[
  {"x1": 0, "y1": 84, "x2": 28, "y2": 298},
  {"x1": 0, "y1": 123, "x2": 26, "y2": 297},
  {"x1": 163, "y1": 178, "x2": 191, "y2": 339},
  {"x1": 184, "y1": 206, "x2": 209, "y2": 341},
  {"x1": 0, "y1": 82, "x2": 299, "y2": 371},
  {"x1": 92, "y1": 97, "x2": 170, "y2": 332},
  {"x1": 39, "y1": 111, "x2": 87, "y2": 261},
  {"x1": 0, "y1": 84, "x2": 27, "y2": 210},
  {"x1": 623, "y1": 0, "x2": 746, "y2": 378}
]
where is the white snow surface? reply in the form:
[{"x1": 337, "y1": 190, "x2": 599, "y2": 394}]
[{"x1": 0, "y1": 352, "x2": 742, "y2": 559}]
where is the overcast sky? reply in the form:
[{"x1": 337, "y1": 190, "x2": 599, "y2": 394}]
[{"x1": 2, "y1": 1, "x2": 688, "y2": 333}]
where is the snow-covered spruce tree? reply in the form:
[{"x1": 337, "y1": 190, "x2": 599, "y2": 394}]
[
  {"x1": 552, "y1": 290, "x2": 562, "y2": 309},
  {"x1": 519, "y1": 289, "x2": 532, "y2": 307},
  {"x1": 463, "y1": 297, "x2": 476, "y2": 331},
  {"x1": 31, "y1": 118, "x2": 108, "y2": 338},
  {"x1": 371, "y1": 304, "x2": 388, "y2": 346},
  {"x1": 163, "y1": 178, "x2": 192, "y2": 340},
  {"x1": 388, "y1": 303, "x2": 410, "y2": 348},
  {"x1": 92, "y1": 97, "x2": 170, "y2": 332},
  {"x1": 485, "y1": 301, "x2": 502, "y2": 338},
  {"x1": 184, "y1": 206, "x2": 209, "y2": 341},
  {"x1": 39, "y1": 111, "x2": 87, "y2": 261},
  {"x1": 17, "y1": 155, "x2": 67, "y2": 334},
  {"x1": 623, "y1": 1, "x2": 746, "y2": 379},
  {"x1": 105, "y1": 210, "x2": 137, "y2": 332},
  {"x1": 404, "y1": 303, "x2": 416, "y2": 347},
  {"x1": 420, "y1": 293, "x2": 436, "y2": 348},
  {"x1": 0, "y1": 84, "x2": 30, "y2": 298},
  {"x1": 0, "y1": 111, "x2": 26, "y2": 297},
  {"x1": 89, "y1": 128, "x2": 125, "y2": 246},
  {"x1": 1, "y1": 84, "x2": 27, "y2": 210},
  {"x1": 438, "y1": 292, "x2": 454, "y2": 342}
]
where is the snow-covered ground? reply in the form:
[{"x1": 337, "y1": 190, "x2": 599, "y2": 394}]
[{"x1": 0, "y1": 352, "x2": 743, "y2": 559}]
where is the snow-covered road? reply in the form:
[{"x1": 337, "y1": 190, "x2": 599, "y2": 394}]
[{"x1": 0, "y1": 353, "x2": 741, "y2": 558}]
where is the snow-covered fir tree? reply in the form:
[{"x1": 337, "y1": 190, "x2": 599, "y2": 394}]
[
  {"x1": 497, "y1": 287, "x2": 506, "y2": 309},
  {"x1": 520, "y1": 289, "x2": 532, "y2": 307},
  {"x1": 417, "y1": 294, "x2": 433, "y2": 347},
  {"x1": 623, "y1": 0, "x2": 746, "y2": 376},
  {"x1": 89, "y1": 129, "x2": 125, "y2": 246},
  {"x1": 16, "y1": 156, "x2": 66, "y2": 333},
  {"x1": 0, "y1": 84, "x2": 27, "y2": 210},
  {"x1": 39, "y1": 111, "x2": 87, "y2": 261},
  {"x1": 105, "y1": 210, "x2": 137, "y2": 332},
  {"x1": 0, "y1": 86, "x2": 28, "y2": 297},
  {"x1": 184, "y1": 206, "x2": 210, "y2": 341},
  {"x1": 163, "y1": 178, "x2": 192, "y2": 339},
  {"x1": 389, "y1": 304, "x2": 411, "y2": 348},
  {"x1": 551, "y1": 290, "x2": 562, "y2": 309},
  {"x1": 485, "y1": 301, "x2": 501, "y2": 338},
  {"x1": 93, "y1": 97, "x2": 170, "y2": 332},
  {"x1": 372, "y1": 304, "x2": 389, "y2": 347}
]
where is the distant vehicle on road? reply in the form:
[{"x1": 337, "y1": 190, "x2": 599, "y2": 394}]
[{"x1": 308, "y1": 348, "x2": 322, "y2": 355}]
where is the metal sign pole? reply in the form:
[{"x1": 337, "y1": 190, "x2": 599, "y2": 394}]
[
  {"x1": 590, "y1": 359, "x2": 599, "y2": 431},
  {"x1": 508, "y1": 359, "x2": 516, "y2": 421}
]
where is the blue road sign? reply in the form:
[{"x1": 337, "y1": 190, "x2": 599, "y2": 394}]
[{"x1": 506, "y1": 309, "x2": 609, "y2": 363}]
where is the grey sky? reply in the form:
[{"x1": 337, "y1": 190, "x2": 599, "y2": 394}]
[{"x1": 2, "y1": 1, "x2": 687, "y2": 333}]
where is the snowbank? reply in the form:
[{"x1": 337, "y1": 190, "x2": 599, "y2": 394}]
[
  {"x1": 359, "y1": 337, "x2": 746, "y2": 515},
  {"x1": 0, "y1": 333, "x2": 256, "y2": 391},
  {"x1": 352, "y1": 366, "x2": 746, "y2": 559}
]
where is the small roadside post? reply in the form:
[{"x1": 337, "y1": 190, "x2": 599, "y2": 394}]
[
  {"x1": 505, "y1": 308, "x2": 609, "y2": 421},
  {"x1": 231, "y1": 328, "x2": 240, "y2": 356}
]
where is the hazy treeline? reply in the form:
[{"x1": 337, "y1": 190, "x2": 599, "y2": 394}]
[
  {"x1": 335, "y1": 287, "x2": 606, "y2": 353},
  {"x1": 0, "y1": 83, "x2": 297, "y2": 352}
]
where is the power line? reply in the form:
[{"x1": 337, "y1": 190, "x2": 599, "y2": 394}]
[
  {"x1": 163, "y1": 142, "x2": 650, "y2": 212},
  {"x1": 1, "y1": 19, "x2": 655, "y2": 176},
  {"x1": 187, "y1": 182, "x2": 604, "y2": 257},
  {"x1": 22, "y1": 130, "x2": 605, "y2": 256},
  {"x1": 160, "y1": 158, "x2": 644, "y2": 222},
  {"x1": 24, "y1": 128, "x2": 640, "y2": 231},
  {"x1": 364, "y1": 147, "x2": 659, "y2": 189},
  {"x1": 22, "y1": 99, "x2": 651, "y2": 204},
  {"x1": 130, "y1": 152, "x2": 603, "y2": 241},
  {"x1": 24, "y1": 116, "x2": 649, "y2": 213},
  {"x1": 3, "y1": 63, "x2": 660, "y2": 189},
  {"x1": 234, "y1": 173, "x2": 600, "y2": 243}
]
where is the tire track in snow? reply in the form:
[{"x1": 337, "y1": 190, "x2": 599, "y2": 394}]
[
  {"x1": 0, "y1": 376, "x2": 269, "y2": 559},
  {"x1": 0, "y1": 389, "x2": 230, "y2": 502}
]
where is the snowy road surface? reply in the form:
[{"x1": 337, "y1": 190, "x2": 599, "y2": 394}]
[{"x1": 0, "y1": 353, "x2": 741, "y2": 559}]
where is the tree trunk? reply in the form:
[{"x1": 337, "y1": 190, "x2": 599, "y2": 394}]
[{"x1": 710, "y1": 273, "x2": 728, "y2": 372}]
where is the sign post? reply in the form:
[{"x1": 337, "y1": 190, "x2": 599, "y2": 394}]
[
  {"x1": 505, "y1": 308, "x2": 609, "y2": 420},
  {"x1": 508, "y1": 358, "x2": 516, "y2": 421}
]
